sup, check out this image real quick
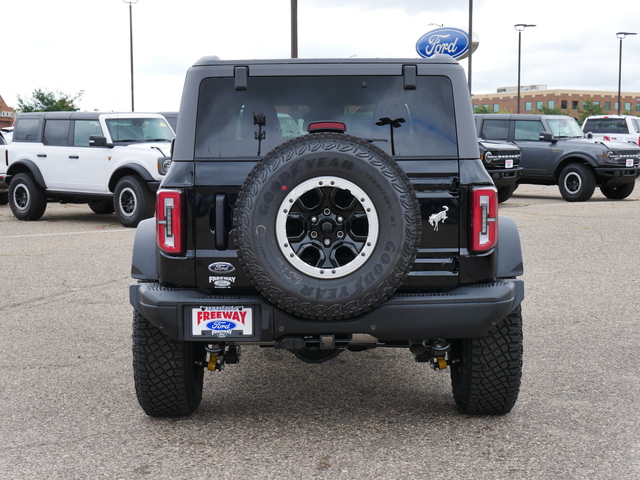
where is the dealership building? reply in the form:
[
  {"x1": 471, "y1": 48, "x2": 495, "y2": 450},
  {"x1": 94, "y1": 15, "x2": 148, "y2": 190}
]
[
  {"x1": 0, "y1": 94, "x2": 15, "y2": 129},
  {"x1": 471, "y1": 85, "x2": 640, "y2": 116}
]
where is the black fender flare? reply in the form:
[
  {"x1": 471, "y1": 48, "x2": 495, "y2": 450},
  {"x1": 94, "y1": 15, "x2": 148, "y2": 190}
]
[
  {"x1": 6, "y1": 160, "x2": 47, "y2": 189},
  {"x1": 554, "y1": 155, "x2": 597, "y2": 178},
  {"x1": 496, "y1": 216, "x2": 524, "y2": 278},
  {"x1": 131, "y1": 218, "x2": 158, "y2": 281},
  {"x1": 109, "y1": 163, "x2": 156, "y2": 192}
]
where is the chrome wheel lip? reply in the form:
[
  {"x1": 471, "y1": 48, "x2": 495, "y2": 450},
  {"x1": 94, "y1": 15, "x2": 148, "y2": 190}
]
[{"x1": 275, "y1": 176, "x2": 379, "y2": 279}]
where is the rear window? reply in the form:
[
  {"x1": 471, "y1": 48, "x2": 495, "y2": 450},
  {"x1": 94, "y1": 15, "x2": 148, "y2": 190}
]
[
  {"x1": 480, "y1": 119, "x2": 510, "y2": 140},
  {"x1": 195, "y1": 75, "x2": 458, "y2": 158},
  {"x1": 13, "y1": 118, "x2": 41, "y2": 142},
  {"x1": 583, "y1": 118, "x2": 629, "y2": 134}
]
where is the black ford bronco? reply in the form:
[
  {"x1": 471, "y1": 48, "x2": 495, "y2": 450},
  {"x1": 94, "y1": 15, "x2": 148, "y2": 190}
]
[{"x1": 130, "y1": 57, "x2": 525, "y2": 417}]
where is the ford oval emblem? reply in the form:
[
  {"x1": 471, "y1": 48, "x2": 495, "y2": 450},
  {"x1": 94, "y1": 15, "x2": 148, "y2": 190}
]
[
  {"x1": 206, "y1": 321, "x2": 236, "y2": 331},
  {"x1": 416, "y1": 27, "x2": 470, "y2": 60},
  {"x1": 208, "y1": 262, "x2": 235, "y2": 274}
]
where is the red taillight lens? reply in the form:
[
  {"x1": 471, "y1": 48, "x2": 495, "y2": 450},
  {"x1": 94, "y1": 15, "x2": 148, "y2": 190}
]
[
  {"x1": 470, "y1": 187, "x2": 498, "y2": 252},
  {"x1": 156, "y1": 189, "x2": 184, "y2": 255}
]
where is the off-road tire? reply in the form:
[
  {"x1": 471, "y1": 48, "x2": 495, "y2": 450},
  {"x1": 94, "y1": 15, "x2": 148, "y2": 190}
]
[
  {"x1": 558, "y1": 163, "x2": 596, "y2": 202},
  {"x1": 233, "y1": 132, "x2": 421, "y2": 320},
  {"x1": 8, "y1": 172, "x2": 47, "y2": 221},
  {"x1": 132, "y1": 310, "x2": 206, "y2": 417},
  {"x1": 497, "y1": 185, "x2": 517, "y2": 203},
  {"x1": 450, "y1": 305, "x2": 523, "y2": 415},
  {"x1": 88, "y1": 201, "x2": 115, "y2": 215},
  {"x1": 114, "y1": 175, "x2": 155, "y2": 228},
  {"x1": 600, "y1": 181, "x2": 635, "y2": 200}
]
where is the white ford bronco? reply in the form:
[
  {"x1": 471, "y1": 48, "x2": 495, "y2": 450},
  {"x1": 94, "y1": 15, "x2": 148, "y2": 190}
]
[{"x1": 5, "y1": 112, "x2": 174, "y2": 227}]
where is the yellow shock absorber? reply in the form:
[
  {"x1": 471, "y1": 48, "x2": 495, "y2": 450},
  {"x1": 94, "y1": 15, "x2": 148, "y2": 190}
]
[
  {"x1": 437, "y1": 357, "x2": 448, "y2": 370},
  {"x1": 207, "y1": 353, "x2": 219, "y2": 371}
]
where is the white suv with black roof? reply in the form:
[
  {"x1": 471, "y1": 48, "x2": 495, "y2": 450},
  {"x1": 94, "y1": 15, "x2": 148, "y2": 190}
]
[{"x1": 5, "y1": 112, "x2": 174, "y2": 226}]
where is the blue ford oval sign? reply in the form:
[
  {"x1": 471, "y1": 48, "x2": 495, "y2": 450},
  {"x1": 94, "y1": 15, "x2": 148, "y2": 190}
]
[
  {"x1": 416, "y1": 27, "x2": 470, "y2": 59},
  {"x1": 206, "y1": 321, "x2": 236, "y2": 331},
  {"x1": 208, "y1": 262, "x2": 235, "y2": 274}
]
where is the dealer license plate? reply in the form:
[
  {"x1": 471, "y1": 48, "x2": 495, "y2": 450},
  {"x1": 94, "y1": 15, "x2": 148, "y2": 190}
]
[
  {"x1": 627, "y1": 159, "x2": 634, "y2": 167},
  {"x1": 192, "y1": 306, "x2": 253, "y2": 336},
  {"x1": 505, "y1": 159, "x2": 514, "y2": 168}
]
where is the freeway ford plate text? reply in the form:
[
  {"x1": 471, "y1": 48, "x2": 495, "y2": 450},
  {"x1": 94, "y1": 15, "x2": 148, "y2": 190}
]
[{"x1": 192, "y1": 306, "x2": 253, "y2": 336}]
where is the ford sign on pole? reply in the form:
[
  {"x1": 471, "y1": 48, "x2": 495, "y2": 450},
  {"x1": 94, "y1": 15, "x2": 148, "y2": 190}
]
[{"x1": 416, "y1": 27, "x2": 476, "y2": 60}]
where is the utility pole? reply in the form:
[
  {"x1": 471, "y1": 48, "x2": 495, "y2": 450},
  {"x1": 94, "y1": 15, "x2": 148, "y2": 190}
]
[
  {"x1": 123, "y1": 0, "x2": 138, "y2": 111},
  {"x1": 291, "y1": 0, "x2": 298, "y2": 58}
]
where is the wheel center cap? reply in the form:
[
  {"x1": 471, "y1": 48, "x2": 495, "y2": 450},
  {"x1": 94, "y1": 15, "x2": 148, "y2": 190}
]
[{"x1": 320, "y1": 220, "x2": 334, "y2": 235}]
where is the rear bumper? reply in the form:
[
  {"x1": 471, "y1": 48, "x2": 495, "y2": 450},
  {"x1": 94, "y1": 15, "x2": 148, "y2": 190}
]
[{"x1": 130, "y1": 279, "x2": 525, "y2": 342}]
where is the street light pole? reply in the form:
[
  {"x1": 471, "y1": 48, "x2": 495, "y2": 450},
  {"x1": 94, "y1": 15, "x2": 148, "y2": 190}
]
[
  {"x1": 616, "y1": 31, "x2": 636, "y2": 115},
  {"x1": 124, "y1": 0, "x2": 138, "y2": 112},
  {"x1": 291, "y1": 0, "x2": 298, "y2": 59},
  {"x1": 514, "y1": 24, "x2": 535, "y2": 114},
  {"x1": 468, "y1": 0, "x2": 473, "y2": 94}
]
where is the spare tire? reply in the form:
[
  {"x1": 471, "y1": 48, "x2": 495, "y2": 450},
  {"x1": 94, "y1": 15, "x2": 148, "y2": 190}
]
[{"x1": 234, "y1": 133, "x2": 421, "y2": 320}]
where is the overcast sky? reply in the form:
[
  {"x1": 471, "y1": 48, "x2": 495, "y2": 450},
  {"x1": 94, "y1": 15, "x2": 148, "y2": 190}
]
[{"x1": 2, "y1": 0, "x2": 640, "y2": 113}]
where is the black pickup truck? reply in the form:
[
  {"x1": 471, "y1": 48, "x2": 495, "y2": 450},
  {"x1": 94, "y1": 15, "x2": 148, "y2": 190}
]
[{"x1": 130, "y1": 57, "x2": 525, "y2": 417}]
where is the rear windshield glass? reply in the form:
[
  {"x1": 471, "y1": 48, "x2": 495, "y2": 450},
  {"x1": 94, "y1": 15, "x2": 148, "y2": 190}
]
[
  {"x1": 195, "y1": 75, "x2": 457, "y2": 158},
  {"x1": 583, "y1": 118, "x2": 629, "y2": 134}
]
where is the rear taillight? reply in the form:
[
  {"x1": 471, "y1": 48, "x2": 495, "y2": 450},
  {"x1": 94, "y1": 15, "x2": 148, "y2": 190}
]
[
  {"x1": 470, "y1": 187, "x2": 498, "y2": 252},
  {"x1": 157, "y1": 189, "x2": 184, "y2": 255}
]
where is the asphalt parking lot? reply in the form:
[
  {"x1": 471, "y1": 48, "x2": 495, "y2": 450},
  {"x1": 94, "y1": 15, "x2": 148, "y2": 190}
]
[{"x1": 1, "y1": 183, "x2": 638, "y2": 480}]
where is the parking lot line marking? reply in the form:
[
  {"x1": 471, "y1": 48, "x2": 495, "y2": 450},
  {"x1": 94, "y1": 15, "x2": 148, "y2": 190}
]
[{"x1": 0, "y1": 229, "x2": 132, "y2": 239}]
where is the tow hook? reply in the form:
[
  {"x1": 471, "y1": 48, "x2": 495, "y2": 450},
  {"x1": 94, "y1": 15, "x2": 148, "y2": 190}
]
[
  {"x1": 411, "y1": 339, "x2": 451, "y2": 370},
  {"x1": 207, "y1": 353, "x2": 219, "y2": 371},
  {"x1": 431, "y1": 356, "x2": 448, "y2": 371},
  {"x1": 430, "y1": 339, "x2": 451, "y2": 371},
  {"x1": 203, "y1": 344, "x2": 240, "y2": 371}
]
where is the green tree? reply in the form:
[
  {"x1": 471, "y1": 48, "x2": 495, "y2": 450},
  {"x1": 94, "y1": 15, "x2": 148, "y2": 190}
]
[
  {"x1": 577, "y1": 99, "x2": 604, "y2": 125},
  {"x1": 17, "y1": 88, "x2": 83, "y2": 112},
  {"x1": 536, "y1": 105, "x2": 563, "y2": 115},
  {"x1": 473, "y1": 106, "x2": 491, "y2": 114}
]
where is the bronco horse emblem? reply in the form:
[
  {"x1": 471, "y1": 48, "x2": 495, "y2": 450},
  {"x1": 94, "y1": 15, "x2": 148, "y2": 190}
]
[{"x1": 429, "y1": 206, "x2": 449, "y2": 231}]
